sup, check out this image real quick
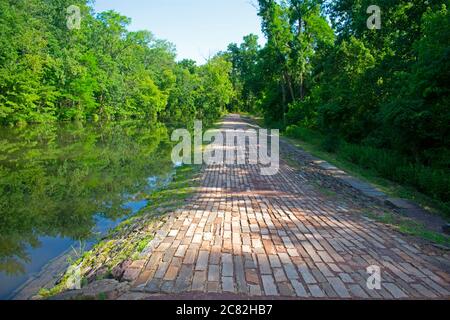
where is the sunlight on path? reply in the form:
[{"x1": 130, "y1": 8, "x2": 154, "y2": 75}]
[{"x1": 126, "y1": 115, "x2": 450, "y2": 299}]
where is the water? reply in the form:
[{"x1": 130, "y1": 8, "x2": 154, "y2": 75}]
[{"x1": 0, "y1": 120, "x2": 177, "y2": 299}]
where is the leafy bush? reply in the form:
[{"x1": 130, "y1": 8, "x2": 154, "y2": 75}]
[
  {"x1": 321, "y1": 134, "x2": 341, "y2": 153},
  {"x1": 286, "y1": 125, "x2": 450, "y2": 207}
]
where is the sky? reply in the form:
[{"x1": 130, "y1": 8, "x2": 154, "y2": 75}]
[{"x1": 93, "y1": 0, "x2": 266, "y2": 64}]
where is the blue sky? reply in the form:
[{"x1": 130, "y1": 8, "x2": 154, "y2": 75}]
[{"x1": 93, "y1": 0, "x2": 266, "y2": 64}]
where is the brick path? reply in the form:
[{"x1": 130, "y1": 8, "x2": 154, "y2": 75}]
[{"x1": 130, "y1": 114, "x2": 450, "y2": 299}]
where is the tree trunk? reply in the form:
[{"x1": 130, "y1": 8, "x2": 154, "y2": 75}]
[
  {"x1": 298, "y1": 15, "x2": 305, "y2": 101},
  {"x1": 281, "y1": 80, "x2": 286, "y2": 126},
  {"x1": 299, "y1": 72, "x2": 304, "y2": 100},
  {"x1": 284, "y1": 71, "x2": 296, "y2": 103}
]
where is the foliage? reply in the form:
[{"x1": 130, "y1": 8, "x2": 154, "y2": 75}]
[
  {"x1": 228, "y1": 0, "x2": 450, "y2": 206},
  {"x1": 0, "y1": 0, "x2": 234, "y2": 124},
  {"x1": 364, "y1": 211, "x2": 450, "y2": 246},
  {"x1": 286, "y1": 125, "x2": 450, "y2": 213}
]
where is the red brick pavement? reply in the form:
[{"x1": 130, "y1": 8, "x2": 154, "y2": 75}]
[{"x1": 129, "y1": 114, "x2": 450, "y2": 299}]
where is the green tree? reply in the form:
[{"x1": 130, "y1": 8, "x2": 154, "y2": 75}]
[
  {"x1": 227, "y1": 34, "x2": 261, "y2": 112},
  {"x1": 197, "y1": 56, "x2": 235, "y2": 123}
]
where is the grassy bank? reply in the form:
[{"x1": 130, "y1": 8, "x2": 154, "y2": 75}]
[
  {"x1": 39, "y1": 164, "x2": 202, "y2": 299},
  {"x1": 363, "y1": 210, "x2": 450, "y2": 246},
  {"x1": 284, "y1": 125, "x2": 450, "y2": 220}
]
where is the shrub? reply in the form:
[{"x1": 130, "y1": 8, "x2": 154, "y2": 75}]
[
  {"x1": 321, "y1": 134, "x2": 341, "y2": 153},
  {"x1": 286, "y1": 125, "x2": 450, "y2": 207}
]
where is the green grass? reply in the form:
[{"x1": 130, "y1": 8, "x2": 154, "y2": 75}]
[
  {"x1": 312, "y1": 181, "x2": 337, "y2": 198},
  {"x1": 38, "y1": 287, "x2": 63, "y2": 299},
  {"x1": 41, "y1": 163, "x2": 202, "y2": 299},
  {"x1": 284, "y1": 125, "x2": 450, "y2": 220},
  {"x1": 364, "y1": 211, "x2": 450, "y2": 247},
  {"x1": 97, "y1": 292, "x2": 107, "y2": 301},
  {"x1": 239, "y1": 112, "x2": 265, "y2": 128},
  {"x1": 143, "y1": 164, "x2": 201, "y2": 214}
]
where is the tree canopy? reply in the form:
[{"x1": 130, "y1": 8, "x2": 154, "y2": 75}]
[
  {"x1": 0, "y1": 0, "x2": 234, "y2": 125},
  {"x1": 225, "y1": 0, "x2": 450, "y2": 205}
]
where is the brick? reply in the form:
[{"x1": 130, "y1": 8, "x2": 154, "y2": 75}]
[
  {"x1": 193, "y1": 234, "x2": 203, "y2": 244},
  {"x1": 183, "y1": 249, "x2": 197, "y2": 265},
  {"x1": 348, "y1": 284, "x2": 369, "y2": 299},
  {"x1": 234, "y1": 256, "x2": 247, "y2": 294},
  {"x1": 207, "y1": 282, "x2": 220, "y2": 293},
  {"x1": 283, "y1": 264, "x2": 300, "y2": 280},
  {"x1": 222, "y1": 277, "x2": 235, "y2": 293},
  {"x1": 338, "y1": 273, "x2": 354, "y2": 284},
  {"x1": 298, "y1": 264, "x2": 317, "y2": 284},
  {"x1": 278, "y1": 282, "x2": 295, "y2": 297},
  {"x1": 329, "y1": 277, "x2": 351, "y2": 298},
  {"x1": 164, "y1": 266, "x2": 179, "y2": 281},
  {"x1": 249, "y1": 285, "x2": 262, "y2": 296},
  {"x1": 163, "y1": 248, "x2": 176, "y2": 262},
  {"x1": 246, "y1": 269, "x2": 260, "y2": 285},
  {"x1": 209, "y1": 248, "x2": 222, "y2": 265},
  {"x1": 145, "y1": 278, "x2": 162, "y2": 293},
  {"x1": 316, "y1": 262, "x2": 334, "y2": 277},
  {"x1": 192, "y1": 271, "x2": 207, "y2": 292},
  {"x1": 174, "y1": 265, "x2": 194, "y2": 293},
  {"x1": 273, "y1": 268, "x2": 288, "y2": 283},
  {"x1": 261, "y1": 275, "x2": 278, "y2": 296},
  {"x1": 308, "y1": 285, "x2": 325, "y2": 298},
  {"x1": 287, "y1": 248, "x2": 300, "y2": 257},
  {"x1": 278, "y1": 253, "x2": 291, "y2": 265},
  {"x1": 175, "y1": 245, "x2": 188, "y2": 258},
  {"x1": 291, "y1": 280, "x2": 309, "y2": 298},
  {"x1": 411, "y1": 284, "x2": 438, "y2": 299},
  {"x1": 208, "y1": 265, "x2": 220, "y2": 282},
  {"x1": 222, "y1": 253, "x2": 234, "y2": 277},
  {"x1": 268, "y1": 255, "x2": 282, "y2": 268},
  {"x1": 160, "y1": 281, "x2": 174, "y2": 294},
  {"x1": 154, "y1": 261, "x2": 170, "y2": 279},
  {"x1": 133, "y1": 270, "x2": 153, "y2": 287},
  {"x1": 383, "y1": 283, "x2": 408, "y2": 299},
  {"x1": 168, "y1": 230, "x2": 178, "y2": 237},
  {"x1": 195, "y1": 251, "x2": 209, "y2": 271},
  {"x1": 257, "y1": 254, "x2": 272, "y2": 275}
]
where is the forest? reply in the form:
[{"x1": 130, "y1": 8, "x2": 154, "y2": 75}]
[
  {"x1": 0, "y1": 0, "x2": 234, "y2": 125},
  {"x1": 1, "y1": 0, "x2": 450, "y2": 302},
  {"x1": 225, "y1": 0, "x2": 450, "y2": 212},
  {"x1": 0, "y1": 0, "x2": 449, "y2": 210}
]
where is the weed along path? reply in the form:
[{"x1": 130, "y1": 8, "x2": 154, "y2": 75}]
[{"x1": 52, "y1": 114, "x2": 450, "y2": 300}]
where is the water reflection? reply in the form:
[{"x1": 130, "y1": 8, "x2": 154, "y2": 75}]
[{"x1": 0, "y1": 120, "x2": 175, "y2": 298}]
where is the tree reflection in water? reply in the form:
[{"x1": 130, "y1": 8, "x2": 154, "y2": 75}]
[{"x1": 0, "y1": 120, "x2": 175, "y2": 276}]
